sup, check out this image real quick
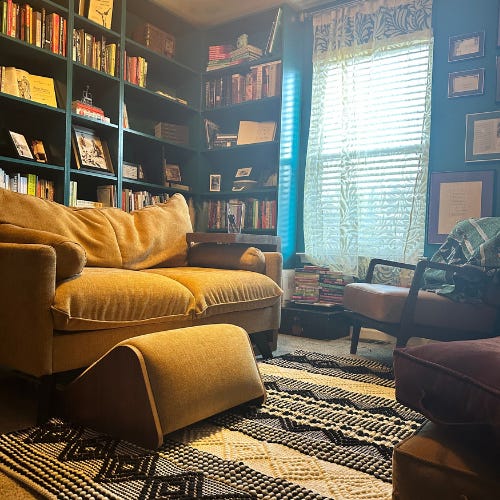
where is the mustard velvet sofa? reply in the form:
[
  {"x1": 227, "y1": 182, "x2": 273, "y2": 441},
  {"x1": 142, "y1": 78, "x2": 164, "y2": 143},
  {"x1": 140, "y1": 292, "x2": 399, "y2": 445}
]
[{"x1": 0, "y1": 189, "x2": 283, "y2": 388}]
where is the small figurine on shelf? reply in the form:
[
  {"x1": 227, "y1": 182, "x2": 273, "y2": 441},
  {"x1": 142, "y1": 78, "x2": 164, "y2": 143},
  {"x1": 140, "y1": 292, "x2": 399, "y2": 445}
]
[{"x1": 82, "y1": 85, "x2": 93, "y2": 105}]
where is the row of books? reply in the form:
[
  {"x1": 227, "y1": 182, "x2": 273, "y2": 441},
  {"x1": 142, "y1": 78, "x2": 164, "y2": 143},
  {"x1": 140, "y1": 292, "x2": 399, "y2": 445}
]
[
  {"x1": 292, "y1": 266, "x2": 356, "y2": 306},
  {"x1": 0, "y1": 169, "x2": 55, "y2": 200},
  {"x1": 1, "y1": 0, "x2": 67, "y2": 56},
  {"x1": 124, "y1": 53, "x2": 148, "y2": 87},
  {"x1": 205, "y1": 60, "x2": 282, "y2": 109},
  {"x1": 206, "y1": 199, "x2": 276, "y2": 231},
  {"x1": 72, "y1": 29, "x2": 118, "y2": 77}
]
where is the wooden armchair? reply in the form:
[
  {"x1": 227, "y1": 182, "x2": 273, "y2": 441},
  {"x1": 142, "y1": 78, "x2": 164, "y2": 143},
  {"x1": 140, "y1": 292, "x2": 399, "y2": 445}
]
[{"x1": 343, "y1": 258, "x2": 500, "y2": 354}]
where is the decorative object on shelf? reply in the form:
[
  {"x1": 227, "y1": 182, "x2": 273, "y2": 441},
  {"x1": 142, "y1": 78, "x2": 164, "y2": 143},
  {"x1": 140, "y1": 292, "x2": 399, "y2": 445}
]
[
  {"x1": 122, "y1": 161, "x2": 144, "y2": 180},
  {"x1": 163, "y1": 163, "x2": 181, "y2": 183},
  {"x1": 448, "y1": 69, "x2": 484, "y2": 98},
  {"x1": 8, "y1": 131, "x2": 34, "y2": 159},
  {"x1": 427, "y1": 170, "x2": 495, "y2": 244},
  {"x1": 132, "y1": 22, "x2": 175, "y2": 58},
  {"x1": 31, "y1": 139, "x2": 47, "y2": 163},
  {"x1": 465, "y1": 111, "x2": 500, "y2": 162},
  {"x1": 72, "y1": 126, "x2": 114, "y2": 173},
  {"x1": 209, "y1": 174, "x2": 221, "y2": 192},
  {"x1": 227, "y1": 201, "x2": 245, "y2": 233},
  {"x1": 448, "y1": 31, "x2": 485, "y2": 62},
  {"x1": 87, "y1": 0, "x2": 114, "y2": 29},
  {"x1": 237, "y1": 120, "x2": 276, "y2": 145},
  {"x1": 71, "y1": 87, "x2": 110, "y2": 123}
]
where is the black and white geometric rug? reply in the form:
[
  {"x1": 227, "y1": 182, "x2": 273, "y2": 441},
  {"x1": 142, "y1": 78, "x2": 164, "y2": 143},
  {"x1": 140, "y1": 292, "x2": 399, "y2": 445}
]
[{"x1": 0, "y1": 351, "x2": 426, "y2": 499}]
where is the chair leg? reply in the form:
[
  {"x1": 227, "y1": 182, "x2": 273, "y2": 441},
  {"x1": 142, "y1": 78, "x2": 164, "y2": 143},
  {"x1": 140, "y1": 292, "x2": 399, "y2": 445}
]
[
  {"x1": 395, "y1": 335, "x2": 410, "y2": 349},
  {"x1": 252, "y1": 331, "x2": 273, "y2": 360},
  {"x1": 350, "y1": 323, "x2": 361, "y2": 354}
]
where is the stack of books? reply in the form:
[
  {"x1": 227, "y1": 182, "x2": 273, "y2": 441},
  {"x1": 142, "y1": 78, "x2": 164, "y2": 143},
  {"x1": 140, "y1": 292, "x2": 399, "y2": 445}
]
[
  {"x1": 154, "y1": 122, "x2": 189, "y2": 145},
  {"x1": 71, "y1": 100, "x2": 110, "y2": 123},
  {"x1": 206, "y1": 43, "x2": 262, "y2": 71}
]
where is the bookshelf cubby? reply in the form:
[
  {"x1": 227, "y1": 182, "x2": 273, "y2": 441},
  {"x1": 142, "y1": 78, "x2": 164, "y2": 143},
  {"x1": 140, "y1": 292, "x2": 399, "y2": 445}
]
[{"x1": 0, "y1": 1, "x2": 301, "y2": 266}]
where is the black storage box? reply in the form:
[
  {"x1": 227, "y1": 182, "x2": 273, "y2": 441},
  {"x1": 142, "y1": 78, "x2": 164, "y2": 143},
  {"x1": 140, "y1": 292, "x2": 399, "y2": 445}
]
[{"x1": 279, "y1": 303, "x2": 350, "y2": 340}]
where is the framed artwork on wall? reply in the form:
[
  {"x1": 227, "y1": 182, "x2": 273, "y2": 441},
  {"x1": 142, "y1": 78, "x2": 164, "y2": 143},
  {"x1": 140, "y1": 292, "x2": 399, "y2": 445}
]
[
  {"x1": 448, "y1": 31, "x2": 485, "y2": 62},
  {"x1": 465, "y1": 111, "x2": 500, "y2": 162},
  {"x1": 427, "y1": 170, "x2": 495, "y2": 244},
  {"x1": 448, "y1": 69, "x2": 484, "y2": 98}
]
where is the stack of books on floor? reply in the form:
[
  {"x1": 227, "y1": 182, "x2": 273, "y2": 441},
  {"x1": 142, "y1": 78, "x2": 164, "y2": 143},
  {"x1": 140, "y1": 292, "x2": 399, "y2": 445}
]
[{"x1": 292, "y1": 266, "x2": 356, "y2": 306}]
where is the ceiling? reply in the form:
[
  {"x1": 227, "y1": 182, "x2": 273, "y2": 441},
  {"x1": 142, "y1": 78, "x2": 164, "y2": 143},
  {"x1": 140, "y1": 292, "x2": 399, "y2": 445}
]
[{"x1": 152, "y1": 0, "x2": 327, "y2": 27}]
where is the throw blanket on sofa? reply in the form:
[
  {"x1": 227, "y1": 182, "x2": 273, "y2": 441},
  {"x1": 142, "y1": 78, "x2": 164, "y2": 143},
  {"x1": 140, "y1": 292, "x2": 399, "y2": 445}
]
[{"x1": 424, "y1": 217, "x2": 500, "y2": 303}]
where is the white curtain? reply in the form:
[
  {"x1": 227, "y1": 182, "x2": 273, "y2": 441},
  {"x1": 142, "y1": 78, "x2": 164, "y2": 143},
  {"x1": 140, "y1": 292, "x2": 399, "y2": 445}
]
[{"x1": 304, "y1": 0, "x2": 433, "y2": 279}]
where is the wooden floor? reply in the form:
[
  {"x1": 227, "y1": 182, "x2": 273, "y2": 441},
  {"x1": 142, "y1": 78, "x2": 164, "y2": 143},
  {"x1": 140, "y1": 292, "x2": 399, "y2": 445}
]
[{"x1": 0, "y1": 333, "x2": 395, "y2": 499}]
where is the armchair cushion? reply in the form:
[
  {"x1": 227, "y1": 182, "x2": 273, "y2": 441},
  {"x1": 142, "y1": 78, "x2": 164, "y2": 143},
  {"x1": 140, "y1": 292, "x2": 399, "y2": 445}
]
[
  {"x1": 394, "y1": 338, "x2": 500, "y2": 440},
  {"x1": 0, "y1": 223, "x2": 86, "y2": 281},
  {"x1": 188, "y1": 243, "x2": 266, "y2": 273}
]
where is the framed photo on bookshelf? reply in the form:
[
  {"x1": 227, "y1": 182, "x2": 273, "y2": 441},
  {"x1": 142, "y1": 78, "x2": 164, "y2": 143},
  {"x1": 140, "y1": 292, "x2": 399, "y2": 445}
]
[
  {"x1": 427, "y1": 170, "x2": 494, "y2": 244},
  {"x1": 210, "y1": 174, "x2": 221, "y2": 191},
  {"x1": 164, "y1": 163, "x2": 181, "y2": 183},
  {"x1": 235, "y1": 167, "x2": 252, "y2": 178},
  {"x1": 8, "y1": 131, "x2": 34, "y2": 159},
  {"x1": 72, "y1": 126, "x2": 114, "y2": 173},
  {"x1": 30, "y1": 139, "x2": 48, "y2": 163},
  {"x1": 448, "y1": 31, "x2": 485, "y2": 62}
]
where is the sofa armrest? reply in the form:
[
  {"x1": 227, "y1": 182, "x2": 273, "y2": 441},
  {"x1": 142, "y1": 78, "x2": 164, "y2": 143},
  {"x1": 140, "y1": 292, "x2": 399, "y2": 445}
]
[
  {"x1": 263, "y1": 251, "x2": 282, "y2": 287},
  {"x1": 0, "y1": 243, "x2": 57, "y2": 377},
  {"x1": 0, "y1": 223, "x2": 86, "y2": 281}
]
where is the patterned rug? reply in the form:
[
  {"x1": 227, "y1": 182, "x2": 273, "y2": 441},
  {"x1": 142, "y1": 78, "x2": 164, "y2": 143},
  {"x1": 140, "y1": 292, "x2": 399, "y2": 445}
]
[{"x1": 0, "y1": 351, "x2": 425, "y2": 499}]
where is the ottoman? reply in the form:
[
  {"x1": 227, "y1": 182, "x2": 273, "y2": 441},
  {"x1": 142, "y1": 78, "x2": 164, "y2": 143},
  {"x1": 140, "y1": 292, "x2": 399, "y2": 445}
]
[{"x1": 62, "y1": 324, "x2": 266, "y2": 449}]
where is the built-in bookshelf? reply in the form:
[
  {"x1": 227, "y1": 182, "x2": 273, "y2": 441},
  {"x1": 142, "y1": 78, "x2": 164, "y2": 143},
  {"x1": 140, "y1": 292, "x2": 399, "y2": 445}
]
[{"x1": 0, "y1": 1, "x2": 301, "y2": 266}]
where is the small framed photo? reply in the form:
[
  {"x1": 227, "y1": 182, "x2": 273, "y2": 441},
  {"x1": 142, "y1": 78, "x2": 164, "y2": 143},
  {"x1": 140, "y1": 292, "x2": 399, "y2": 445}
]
[
  {"x1": 209, "y1": 174, "x2": 221, "y2": 191},
  {"x1": 448, "y1": 31, "x2": 485, "y2": 62},
  {"x1": 72, "y1": 125, "x2": 114, "y2": 173},
  {"x1": 465, "y1": 111, "x2": 500, "y2": 162},
  {"x1": 8, "y1": 131, "x2": 34, "y2": 159},
  {"x1": 164, "y1": 163, "x2": 181, "y2": 182},
  {"x1": 448, "y1": 69, "x2": 484, "y2": 98},
  {"x1": 235, "y1": 167, "x2": 252, "y2": 178},
  {"x1": 123, "y1": 161, "x2": 144, "y2": 180},
  {"x1": 428, "y1": 170, "x2": 494, "y2": 244},
  {"x1": 30, "y1": 139, "x2": 48, "y2": 163}
]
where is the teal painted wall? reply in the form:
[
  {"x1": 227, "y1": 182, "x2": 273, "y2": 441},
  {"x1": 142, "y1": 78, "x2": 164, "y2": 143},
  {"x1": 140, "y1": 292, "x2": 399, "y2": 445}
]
[
  {"x1": 426, "y1": 0, "x2": 500, "y2": 256},
  {"x1": 297, "y1": 0, "x2": 500, "y2": 260}
]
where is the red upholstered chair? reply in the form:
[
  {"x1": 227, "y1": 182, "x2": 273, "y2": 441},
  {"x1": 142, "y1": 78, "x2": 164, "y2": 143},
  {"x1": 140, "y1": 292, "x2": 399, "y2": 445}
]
[{"x1": 343, "y1": 258, "x2": 500, "y2": 354}]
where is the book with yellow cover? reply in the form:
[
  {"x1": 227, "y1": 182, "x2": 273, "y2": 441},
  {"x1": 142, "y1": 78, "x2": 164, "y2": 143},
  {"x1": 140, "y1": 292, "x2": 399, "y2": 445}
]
[
  {"x1": 2, "y1": 67, "x2": 57, "y2": 107},
  {"x1": 87, "y1": 0, "x2": 113, "y2": 29}
]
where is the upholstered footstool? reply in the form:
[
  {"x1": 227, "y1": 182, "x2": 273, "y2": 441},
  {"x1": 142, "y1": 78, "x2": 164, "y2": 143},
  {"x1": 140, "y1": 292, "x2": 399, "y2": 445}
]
[{"x1": 62, "y1": 324, "x2": 266, "y2": 449}]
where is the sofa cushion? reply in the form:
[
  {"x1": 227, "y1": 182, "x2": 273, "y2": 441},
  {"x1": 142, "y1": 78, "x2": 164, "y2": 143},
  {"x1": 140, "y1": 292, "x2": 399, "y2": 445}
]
[
  {"x1": 143, "y1": 267, "x2": 282, "y2": 317},
  {"x1": 51, "y1": 268, "x2": 195, "y2": 330},
  {"x1": 0, "y1": 223, "x2": 86, "y2": 281},
  {"x1": 188, "y1": 243, "x2": 266, "y2": 273},
  {"x1": 393, "y1": 338, "x2": 500, "y2": 438},
  {"x1": 343, "y1": 282, "x2": 497, "y2": 332},
  {"x1": 0, "y1": 189, "x2": 192, "y2": 269}
]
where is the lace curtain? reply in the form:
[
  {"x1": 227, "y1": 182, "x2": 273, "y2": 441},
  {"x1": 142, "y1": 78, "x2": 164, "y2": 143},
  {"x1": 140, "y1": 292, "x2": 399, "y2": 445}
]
[{"x1": 303, "y1": 0, "x2": 433, "y2": 280}]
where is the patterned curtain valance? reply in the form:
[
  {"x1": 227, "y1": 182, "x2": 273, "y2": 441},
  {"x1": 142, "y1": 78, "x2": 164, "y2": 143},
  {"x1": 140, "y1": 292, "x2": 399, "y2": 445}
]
[{"x1": 313, "y1": 0, "x2": 432, "y2": 54}]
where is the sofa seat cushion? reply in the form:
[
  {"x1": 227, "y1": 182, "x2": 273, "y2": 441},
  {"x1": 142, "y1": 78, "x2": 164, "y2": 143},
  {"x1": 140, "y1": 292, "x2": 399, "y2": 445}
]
[
  {"x1": 51, "y1": 268, "x2": 195, "y2": 331},
  {"x1": 143, "y1": 267, "x2": 282, "y2": 318},
  {"x1": 343, "y1": 282, "x2": 497, "y2": 332}
]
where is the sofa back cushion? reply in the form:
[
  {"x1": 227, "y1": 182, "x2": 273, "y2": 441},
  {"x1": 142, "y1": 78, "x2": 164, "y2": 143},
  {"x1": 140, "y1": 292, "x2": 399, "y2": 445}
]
[{"x1": 0, "y1": 189, "x2": 192, "y2": 269}]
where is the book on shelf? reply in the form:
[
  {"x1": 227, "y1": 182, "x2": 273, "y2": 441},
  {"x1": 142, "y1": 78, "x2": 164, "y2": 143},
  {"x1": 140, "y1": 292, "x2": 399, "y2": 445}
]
[
  {"x1": 237, "y1": 120, "x2": 276, "y2": 145},
  {"x1": 265, "y1": 7, "x2": 283, "y2": 55},
  {"x1": 76, "y1": 199, "x2": 103, "y2": 208},
  {"x1": 87, "y1": 0, "x2": 113, "y2": 29},
  {"x1": 0, "y1": 67, "x2": 57, "y2": 107},
  {"x1": 167, "y1": 182, "x2": 190, "y2": 191},
  {"x1": 71, "y1": 100, "x2": 110, "y2": 123},
  {"x1": 96, "y1": 184, "x2": 116, "y2": 207},
  {"x1": 204, "y1": 118, "x2": 220, "y2": 149}
]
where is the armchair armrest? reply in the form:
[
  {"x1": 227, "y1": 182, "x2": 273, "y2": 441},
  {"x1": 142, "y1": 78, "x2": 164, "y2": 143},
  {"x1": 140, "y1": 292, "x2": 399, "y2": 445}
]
[
  {"x1": 366, "y1": 258, "x2": 416, "y2": 283},
  {"x1": 0, "y1": 243, "x2": 57, "y2": 377}
]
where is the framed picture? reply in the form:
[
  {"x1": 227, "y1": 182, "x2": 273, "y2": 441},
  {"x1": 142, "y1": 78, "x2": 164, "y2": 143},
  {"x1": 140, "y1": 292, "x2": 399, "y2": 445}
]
[
  {"x1": 209, "y1": 174, "x2": 221, "y2": 191},
  {"x1": 164, "y1": 163, "x2": 181, "y2": 182},
  {"x1": 448, "y1": 69, "x2": 484, "y2": 98},
  {"x1": 427, "y1": 170, "x2": 495, "y2": 244},
  {"x1": 448, "y1": 31, "x2": 485, "y2": 62},
  {"x1": 235, "y1": 167, "x2": 252, "y2": 178},
  {"x1": 72, "y1": 126, "x2": 114, "y2": 173},
  {"x1": 465, "y1": 111, "x2": 500, "y2": 162},
  {"x1": 30, "y1": 139, "x2": 48, "y2": 163},
  {"x1": 122, "y1": 161, "x2": 144, "y2": 180},
  {"x1": 8, "y1": 131, "x2": 34, "y2": 159}
]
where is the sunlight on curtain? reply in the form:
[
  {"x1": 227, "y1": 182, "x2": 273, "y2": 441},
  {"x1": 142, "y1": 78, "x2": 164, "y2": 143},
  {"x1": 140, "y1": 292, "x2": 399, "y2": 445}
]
[{"x1": 304, "y1": 0, "x2": 433, "y2": 279}]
